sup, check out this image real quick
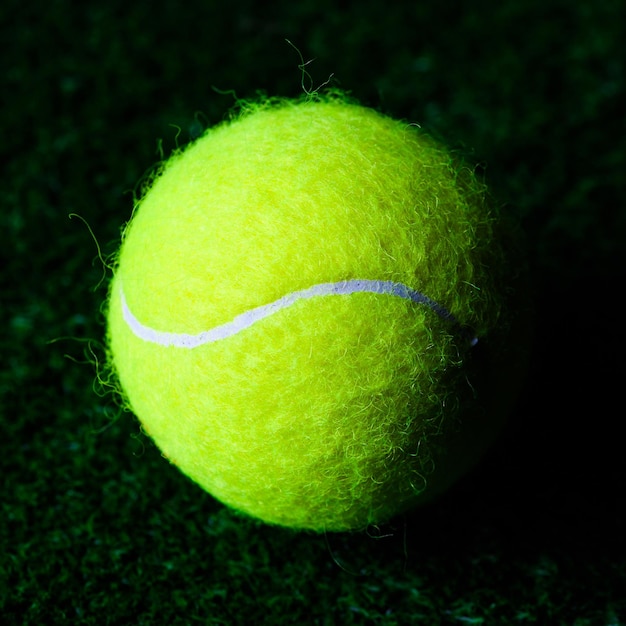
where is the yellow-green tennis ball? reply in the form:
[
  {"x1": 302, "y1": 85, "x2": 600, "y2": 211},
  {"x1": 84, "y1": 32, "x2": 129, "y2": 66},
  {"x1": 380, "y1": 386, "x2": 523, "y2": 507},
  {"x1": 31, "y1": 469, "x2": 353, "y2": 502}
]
[{"x1": 106, "y1": 95, "x2": 529, "y2": 532}]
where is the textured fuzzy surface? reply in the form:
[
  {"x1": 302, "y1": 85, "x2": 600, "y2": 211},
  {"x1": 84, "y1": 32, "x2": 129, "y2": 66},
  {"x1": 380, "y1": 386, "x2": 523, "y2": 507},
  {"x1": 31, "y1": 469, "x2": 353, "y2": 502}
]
[{"x1": 107, "y1": 95, "x2": 514, "y2": 532}]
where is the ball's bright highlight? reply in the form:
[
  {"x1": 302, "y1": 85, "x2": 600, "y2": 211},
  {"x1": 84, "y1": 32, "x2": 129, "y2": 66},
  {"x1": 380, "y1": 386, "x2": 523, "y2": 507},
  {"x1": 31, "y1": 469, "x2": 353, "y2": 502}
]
[{"x1": 120, "y1": 279, "x2": 474, "y2": 349}]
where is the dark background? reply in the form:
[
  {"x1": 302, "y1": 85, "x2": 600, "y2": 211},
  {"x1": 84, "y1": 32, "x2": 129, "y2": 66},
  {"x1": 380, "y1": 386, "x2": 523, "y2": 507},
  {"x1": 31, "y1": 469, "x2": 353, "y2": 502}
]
[{"x1": 2, "y1": 0, "x2": 625, "y2": 624}]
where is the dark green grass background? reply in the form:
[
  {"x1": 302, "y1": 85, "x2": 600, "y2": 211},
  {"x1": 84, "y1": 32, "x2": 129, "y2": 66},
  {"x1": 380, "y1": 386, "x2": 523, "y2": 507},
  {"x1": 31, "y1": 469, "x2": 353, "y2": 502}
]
[{"x1": 2, "y1": 0, "x2": 625, "y2": 624}]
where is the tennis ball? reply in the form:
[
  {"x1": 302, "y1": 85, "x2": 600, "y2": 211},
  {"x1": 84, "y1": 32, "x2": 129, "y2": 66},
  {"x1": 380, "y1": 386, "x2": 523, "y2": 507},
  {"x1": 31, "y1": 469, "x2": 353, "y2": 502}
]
[{"x1": 106, "y1": 94, "x2": 529, "y2": 532}]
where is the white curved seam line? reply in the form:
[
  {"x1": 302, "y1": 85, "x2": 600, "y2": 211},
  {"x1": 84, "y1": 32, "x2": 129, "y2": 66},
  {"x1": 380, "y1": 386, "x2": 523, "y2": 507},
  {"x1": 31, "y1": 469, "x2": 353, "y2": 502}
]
[{"x1": 120, "y1": 279, "x2": 466, "y2": 349}]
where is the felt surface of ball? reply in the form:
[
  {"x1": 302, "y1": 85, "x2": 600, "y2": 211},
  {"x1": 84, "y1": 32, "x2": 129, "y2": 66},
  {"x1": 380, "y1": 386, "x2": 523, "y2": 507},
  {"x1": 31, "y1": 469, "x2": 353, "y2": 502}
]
[{"x1": 107, "y1": 95, "x2": 528, "y2": 532}]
